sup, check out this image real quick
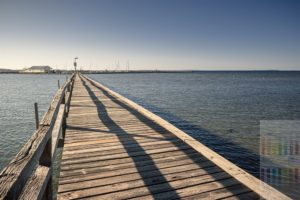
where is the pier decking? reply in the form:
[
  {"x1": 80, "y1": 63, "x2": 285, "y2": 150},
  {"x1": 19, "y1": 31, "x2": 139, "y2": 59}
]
[
  {"x1": 0, "y1": 73, "x2": 291, "y2": 200},
  {"x1": 56, "y1": 74, "x2": 288, "y2": 200}
]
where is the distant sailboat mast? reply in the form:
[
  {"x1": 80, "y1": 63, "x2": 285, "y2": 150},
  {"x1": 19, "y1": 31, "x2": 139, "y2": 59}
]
[
  {"x1": 126, "y1": 60, "x2": 130, "y2": 72},
  {"x1": 115, "y1": 60, "x2": 120, "y2": 71}
]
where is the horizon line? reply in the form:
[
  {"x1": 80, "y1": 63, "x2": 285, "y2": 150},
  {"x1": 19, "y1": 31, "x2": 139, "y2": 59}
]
[{"x1": 1, "y1": 68, "x2": 300, "y2": 72}]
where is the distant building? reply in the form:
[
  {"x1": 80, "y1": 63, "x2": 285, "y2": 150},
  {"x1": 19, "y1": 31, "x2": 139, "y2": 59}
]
[{"x1": 22, "y1": 66, "x2": 53, "y2": 73}]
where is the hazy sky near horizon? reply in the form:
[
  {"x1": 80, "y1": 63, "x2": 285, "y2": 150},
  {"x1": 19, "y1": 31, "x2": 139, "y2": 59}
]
[{"x1": 0, "y1": 0, "x2": 299, "y2": 70}]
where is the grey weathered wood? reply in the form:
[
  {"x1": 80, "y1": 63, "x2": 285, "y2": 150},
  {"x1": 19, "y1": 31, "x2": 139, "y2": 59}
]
[
  {"x1": 34, "y1": 103, "x2": 39, "y2": 130},
  {"x1": 62, "y1": 138, "x2": 181, "y2": 155},
  {"x1": 60, "y1": 154, "x2": 207, "y2": 179},
  {"x1": 60, "y1": 149, "x2": 198, "y2": 172},
  {"x1": 59, "y1": 153, "x2": 204, "y2": 180},
  {"x1": 0, "y1": 126, "x2": 51, "y2": 199},
  {"x1": 59, "y1": 158, "x2": 213, "y2": 186},
  {"x1": 18, "y1": 165, "x2": 50, "y2": 200},
  {"x1": 59, "y1": 169, "x2": 228, "y2": 199},
  {"x1": 59, "y1": 164, "x2": 220, "y2": 193},
  {"x1": 39, "y1": 138, "x2": 52, "y2": 199},
  {"x1": 39, "y1": 138, "x2": 51, "y2": 167},
  {"x1": 223, "y1": 191, "x2": 260, "y2": 200},
  {"x1": 129, "y1": 178, "x2": 242, "y2": 200},
  {"x1": 60, "y1": 145, "x2": 192, "y2": 166},
  {"x1": 52, "y1": 105, "x2": 66, "y2": 157},
  {"x1": 64, "y1": 92, "x2": 71, "y2": 118},
  {"x1": 61, "y1": 140, "x2": 186, "y2": 160},
  {"x1": 60, "y1": 172, "x2": 232, "y2": 200},
  {"x1": 180, "y1": 184, "x2": 257, "y2": 200}
]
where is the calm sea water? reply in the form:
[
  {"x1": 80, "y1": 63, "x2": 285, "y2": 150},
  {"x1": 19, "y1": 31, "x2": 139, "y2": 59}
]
[
  {"x1": 0, "y1": 74, "x2": 67, "y2": 170},
  {"x1": 0, "y1": 72, "x2": 299, "y2": 198}
]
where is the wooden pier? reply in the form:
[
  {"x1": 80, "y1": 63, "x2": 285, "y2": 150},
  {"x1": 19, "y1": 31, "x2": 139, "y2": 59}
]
[{"x1": 0, "y1": 73, "x2": 291, "y2": 199}]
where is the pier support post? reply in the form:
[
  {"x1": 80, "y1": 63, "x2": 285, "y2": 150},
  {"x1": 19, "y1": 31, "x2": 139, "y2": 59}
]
[
  {"x1": 58, "y1": 80, "x2": 60, "y2": 89},
  {"x1": 62, "y1": 106, "x2": 67, "y2": 138},
  {"x1": 34, "y1": 102, "x2": 39, "y2": 130},
  {"x1": 67, "y1": 82, "x2": 70, "y2": 92},
  {"x1": 40, "y1": 138, "x2": 52, "y2": 200}
]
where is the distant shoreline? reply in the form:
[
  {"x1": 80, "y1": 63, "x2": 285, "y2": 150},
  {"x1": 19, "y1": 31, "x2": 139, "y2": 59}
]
[{"x1": 0, "y1": 69, "x2": 299, "y2": 74}]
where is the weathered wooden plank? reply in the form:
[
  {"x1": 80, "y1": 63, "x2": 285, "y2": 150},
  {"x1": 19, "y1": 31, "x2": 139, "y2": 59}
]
[
  {"x1": 60, "y1": 145, "x2": 192, "y2": 165},
  {"x1": 59, "y1": 165, "x2": 222, "y2": 193},
  {"x1": 65, "y1": 124, "x2": 166, "y2": 133},
  {"x1": 0, "y1": 126, "x2": 50, "y2": 199},
  {"x1": 60, "y1": 152, "x2": 206, "y2": 178},
  {"x1": 65, "y1": 122, "x2": 156, "y2": 130},
  {"x1": 60, "y1": 149, "x2": 198, "y2": 171},
  {"x1": 59, "y1": 153, "x2": 206, "y2": 184},
  {"x1": 64, "y1": 130, "x2": 173, "y2": 140},
  {"x1": 65, "y1": 123, "x2": 168, "y2": 131},
  {"x1": 66, "y1": 119, "x2": 163, "y2": 127},
  {"x1": 62, "y1": 138, "x2": 180, "y2": 153},
  {"x1": 180, "y1": 184, "x2": 254, "y2": 200},
  {"x1": 61, "y1": 140, "x2": 186, "y2": 160},
  {"x1": 62, "y1": 135, "x2": 176, "y2": 149},
  {"x1": 58, "y1": 167, "x2": 225, "y2": 199},
  {"x1": 63, "y1": 134, "x2": 175, "y2": 146},
  {"x1": 18, "y1": 165, "x2": 50, "y2": 200},
  {"x1": 51, "y1": 104, "x2": 66, "y2": 157},
  {"x1": 59, "y1": 156, "x2": 210, "y2": 181},
  {"x1": 222, "y1": 191, "x2": 261, "y2": 200},
  {"x1": 59, "y1": 172, "x2": 233, "y2": 200},
  {"x1": 129, "y1": 179, "x2": 245, "y2": 200},
  {"x1": 66, "y1": 127, "x2": 172, "y2": 140},
  {"x1": 63, "y1": 131, "x2": 173, "y2": 141}
]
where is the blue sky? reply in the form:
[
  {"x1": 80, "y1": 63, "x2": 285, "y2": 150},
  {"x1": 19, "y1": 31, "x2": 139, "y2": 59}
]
[{"x1": 0, "y1": 0, "x2": 299, "y2": 70}]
